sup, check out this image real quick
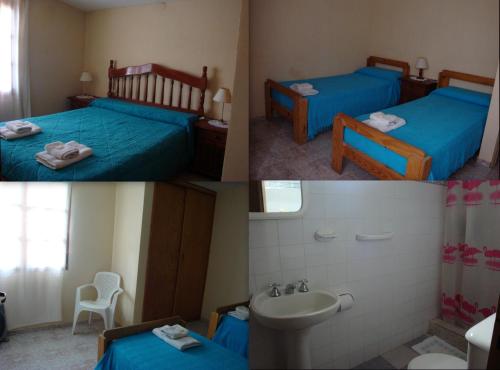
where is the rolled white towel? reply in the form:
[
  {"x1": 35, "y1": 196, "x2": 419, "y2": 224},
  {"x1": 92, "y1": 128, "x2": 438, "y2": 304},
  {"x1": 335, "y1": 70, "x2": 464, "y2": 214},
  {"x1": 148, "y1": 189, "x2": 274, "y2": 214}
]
[
  {"x1": 290, "y1": 83, "x2": 313, "y2": 90},
  {"x1": 35, "y1": 141, "x2": 93, "y2": 170},
  {"x1": 6, "y1": 121, "x2": 32, "y2": 134},
  {"x1": 369, "y1": 112, "x2": 405, "y2": 126},
  {"x1": 152, "y1": 328, "x2": 201, "y2": 351},
  {"x1": 158, "y1": 324, "x2": 189, "y2": 340},
  {"x1": 45, "y1": 141, "x2": 80, "y2": 160},
  {"x1": 290, "y1": 84, "x2": 319, "y2": 96},
  {"x1": 0, "y1": 123, "x2": 42, "y2": 140}
]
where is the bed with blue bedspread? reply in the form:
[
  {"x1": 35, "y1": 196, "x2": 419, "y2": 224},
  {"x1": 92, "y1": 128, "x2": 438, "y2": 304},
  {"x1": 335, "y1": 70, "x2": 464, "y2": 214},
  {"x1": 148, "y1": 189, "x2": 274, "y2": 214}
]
[
  {"x1": 265, "y1": 56, "x2": 410, "y2": 144},
  {"x1": 332, "y1": 70, "x2": 495, "y2": 180},
  {"x1": 95, "y1": 330, "x2": 248, "y2": 370},
  {"x1": 0, "y1": 98, "x2": 198, "y2": 181}
]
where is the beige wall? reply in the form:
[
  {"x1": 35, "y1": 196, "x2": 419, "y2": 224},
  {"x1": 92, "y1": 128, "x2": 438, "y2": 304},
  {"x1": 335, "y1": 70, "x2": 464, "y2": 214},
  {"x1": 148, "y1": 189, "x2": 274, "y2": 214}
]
[
  {"x1": 62, "y1": 183, "x2": 116, "y2": 323},
  {"x1": 201, "y1": 184, "x2": 249, "y2": 320},
  {"x1": 29, "y1": 0, "x2": 85, "y2": 116},
  {"x1": 223, "y1": 0, "x2": 249, "y2": 181},
  {"x1": 251, "y1": 0, "x2": 499, "y2": 118},
  {"x1": 479, "y1": 66, "x2": 500, "y2": 165},
  {"x1": 82, "y1": 0, "x2": 242, "y2": 118},
  {"x1": 250, "y1": 0, "x2": 373, "y2": 117},
  {"x1": 111, "y1": 182, "x2": 148, "y2": 326},
  {"x1": 368, "y1": 0, "x2": 499, "y2": 88}
]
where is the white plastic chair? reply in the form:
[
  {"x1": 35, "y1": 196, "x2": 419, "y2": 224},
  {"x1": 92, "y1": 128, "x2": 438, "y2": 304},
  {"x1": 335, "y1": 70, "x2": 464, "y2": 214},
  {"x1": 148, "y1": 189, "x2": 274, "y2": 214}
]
[{"x1": 72, "y1": 272, "x2": 123, "y2": 334}]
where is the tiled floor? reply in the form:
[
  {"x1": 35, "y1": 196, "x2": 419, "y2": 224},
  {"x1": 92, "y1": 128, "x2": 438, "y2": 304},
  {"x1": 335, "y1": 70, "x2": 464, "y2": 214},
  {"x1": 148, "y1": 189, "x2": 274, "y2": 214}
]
[
  {"x1": 250, "y1": 117, "x2": 499, "y2": 180},
  {"x1": 355, "y1": 335, "x2": 428, "y2": 370}
]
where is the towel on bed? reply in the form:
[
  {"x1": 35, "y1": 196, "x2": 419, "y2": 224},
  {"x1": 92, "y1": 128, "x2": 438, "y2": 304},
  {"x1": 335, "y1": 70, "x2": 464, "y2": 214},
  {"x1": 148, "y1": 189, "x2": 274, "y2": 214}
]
[
  {"x1": 45, "y1": 141, "x2": 80, "y2": 160},
  {"x1": 290, "y1": 83, "x2": 319, "y2": 96},
  {"x1": 152, "y1": 328, "x2": 201, "y2": 351},
  {"x1": 36, "y1": 141, "x2": 93, "y2": 170},
  {"x1": 363, "y1": 111, "x2": 406, "y2": 133},
  {"x1": 0, "y1": 123, "x2": 41, "y2": 140},
  {"x1": 6, "y1": 121, "x2": 33, "y2": 134}
]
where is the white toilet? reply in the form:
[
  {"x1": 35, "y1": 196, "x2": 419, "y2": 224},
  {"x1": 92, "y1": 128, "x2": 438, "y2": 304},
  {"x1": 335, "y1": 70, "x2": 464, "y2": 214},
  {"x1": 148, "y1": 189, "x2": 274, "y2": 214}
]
[{"x1": 408, "y1": 314, "x2": 496, "y2": 370}]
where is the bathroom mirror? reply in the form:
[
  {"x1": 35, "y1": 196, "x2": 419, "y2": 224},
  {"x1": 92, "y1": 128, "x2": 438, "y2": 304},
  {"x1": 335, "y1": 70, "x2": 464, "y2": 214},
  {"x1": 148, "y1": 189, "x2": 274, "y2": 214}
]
[{"x1": 249, "y1": 181, "x2": 306, "y2": 219}]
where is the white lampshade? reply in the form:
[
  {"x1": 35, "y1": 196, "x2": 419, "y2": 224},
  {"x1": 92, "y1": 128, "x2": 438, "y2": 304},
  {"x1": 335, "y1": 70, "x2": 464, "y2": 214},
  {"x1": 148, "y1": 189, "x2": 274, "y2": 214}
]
[
  {"x1": 80, "y1": 72, "x2": 93, "y2": 82},
  {"x1": 213, "y1": 88, "x2": 232, "y2": 104},
  {"x1": 415, "y1": 57, "x2": 429, "y2": 70}
]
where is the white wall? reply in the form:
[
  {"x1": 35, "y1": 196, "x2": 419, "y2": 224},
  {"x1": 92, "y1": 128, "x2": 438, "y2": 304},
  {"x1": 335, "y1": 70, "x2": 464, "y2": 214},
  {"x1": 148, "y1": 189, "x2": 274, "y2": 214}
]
[
  {"x1": 479, "y1": 66, "x2": 500, "y2": 165},
  {"x1": 249, "y1": 181, "x2": 445, "y2": 369},
  {"x1": 62, "y1": 183, "x2": 116, "y2": 323}
]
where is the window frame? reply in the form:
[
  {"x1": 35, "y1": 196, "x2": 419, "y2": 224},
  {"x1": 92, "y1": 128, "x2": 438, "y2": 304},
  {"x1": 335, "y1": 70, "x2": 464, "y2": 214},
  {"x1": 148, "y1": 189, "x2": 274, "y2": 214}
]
[{"x1": 249, "y1": 181, "x2": 308, "y2": 220}]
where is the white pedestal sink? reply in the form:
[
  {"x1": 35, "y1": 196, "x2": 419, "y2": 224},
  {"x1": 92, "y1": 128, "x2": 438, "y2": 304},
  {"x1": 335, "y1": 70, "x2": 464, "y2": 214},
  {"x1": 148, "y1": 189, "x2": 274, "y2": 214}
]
[{"x1": 250, "y1": 290, "x2": 340, "y2": 369}]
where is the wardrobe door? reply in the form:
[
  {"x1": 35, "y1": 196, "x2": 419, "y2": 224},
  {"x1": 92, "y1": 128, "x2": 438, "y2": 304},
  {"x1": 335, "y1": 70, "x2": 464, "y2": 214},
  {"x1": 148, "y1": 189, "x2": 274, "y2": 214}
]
[
  {"x1": 142, "y1": 183, "x2": 186, "y2": 322},
  {"x1": 173, "y1": 188, "x2": 216, "y2": 321}
]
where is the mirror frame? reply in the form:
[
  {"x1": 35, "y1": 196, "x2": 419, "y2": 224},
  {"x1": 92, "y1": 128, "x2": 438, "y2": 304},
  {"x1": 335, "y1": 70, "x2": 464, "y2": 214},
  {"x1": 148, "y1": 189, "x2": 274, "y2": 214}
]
[{"x1": 249, "y1": 181, "x2": 308, "y2": 220}]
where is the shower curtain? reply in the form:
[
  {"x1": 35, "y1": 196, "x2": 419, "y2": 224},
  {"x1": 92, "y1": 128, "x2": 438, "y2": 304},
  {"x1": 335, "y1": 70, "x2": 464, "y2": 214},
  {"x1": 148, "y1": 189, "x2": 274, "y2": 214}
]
[{"x1": 441, "y1": 180, "x2": 500, "y2": 328}]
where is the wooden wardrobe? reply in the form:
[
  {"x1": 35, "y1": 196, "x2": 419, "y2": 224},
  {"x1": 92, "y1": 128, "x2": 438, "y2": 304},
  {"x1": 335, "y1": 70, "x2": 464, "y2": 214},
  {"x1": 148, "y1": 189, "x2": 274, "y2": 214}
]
[{"x1": 142, "y1": 182, "x2": 216, "y2": 322}]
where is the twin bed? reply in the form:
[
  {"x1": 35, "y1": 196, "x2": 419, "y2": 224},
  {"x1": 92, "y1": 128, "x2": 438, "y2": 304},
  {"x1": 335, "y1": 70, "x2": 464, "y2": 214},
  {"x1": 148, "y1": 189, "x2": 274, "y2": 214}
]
[
  {"x1": 265, "y1": 56, "x2": 494, "y2": 180},
  {"x1": 96, "y1": 302, "x2": 249, "y2": 370},
  {"x1": 0, "y1": 60, "x2": 208, "y2": 181}
]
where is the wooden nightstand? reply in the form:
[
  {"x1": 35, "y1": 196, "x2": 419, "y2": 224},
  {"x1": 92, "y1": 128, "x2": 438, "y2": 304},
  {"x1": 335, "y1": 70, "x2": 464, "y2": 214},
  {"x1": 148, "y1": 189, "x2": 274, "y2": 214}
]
[
  {"x1": 399, "y1": 76, "x2": 438, "y2": 104},
  {"x1": 67, "y1": 95, "x2": 97, "y2": 110},
  {"x1": 193, "y1": 119, "x2": 227, "y2": 179}
]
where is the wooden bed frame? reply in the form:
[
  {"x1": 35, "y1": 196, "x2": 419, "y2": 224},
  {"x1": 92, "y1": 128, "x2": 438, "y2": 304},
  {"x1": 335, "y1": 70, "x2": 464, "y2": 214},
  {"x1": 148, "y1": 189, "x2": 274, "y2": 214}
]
[
  {"x1": 108, "y1": 60, "x2": 208, "y2": 116},
  {"x1": 97, "y1": 301, "x2": 249, "y2": 361},
  {"x1": 264, "y1": 56, "x2": 411, "y2": 144},
  {"x1": 331, "y1": 70, "x2": 496, "y2": 180}
]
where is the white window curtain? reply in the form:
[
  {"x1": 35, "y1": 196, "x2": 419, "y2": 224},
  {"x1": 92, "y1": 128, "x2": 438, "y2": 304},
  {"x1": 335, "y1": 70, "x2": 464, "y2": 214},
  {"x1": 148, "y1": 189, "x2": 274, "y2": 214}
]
[
  {"x1": 0, "y1": 183, "x2": 70, "y2": 330},
  {"x1": 0, "y1": 0, "x2": 30, "y2": 121}
]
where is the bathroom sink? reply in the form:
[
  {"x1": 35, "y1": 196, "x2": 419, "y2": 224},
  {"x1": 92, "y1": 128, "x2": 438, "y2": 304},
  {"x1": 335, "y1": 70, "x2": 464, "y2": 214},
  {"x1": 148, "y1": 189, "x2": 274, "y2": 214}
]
[{"x1": 250, "y1": 290, "x2": 340, "y2": 331}]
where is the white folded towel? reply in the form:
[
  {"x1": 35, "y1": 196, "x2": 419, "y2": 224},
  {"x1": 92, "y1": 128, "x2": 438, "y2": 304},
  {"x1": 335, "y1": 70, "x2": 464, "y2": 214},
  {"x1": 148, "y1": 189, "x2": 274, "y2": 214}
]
[
  {"x1": 6, "y1": 121, "x2": 32, "y2": 134},
  {"x1": 0, "y1": 123, "x2": 42, "y2": 140},
  {"x1": 290, "y1": 83, "x2": 320, "y2": 96},
  {"x1": 35, "y1": 141, "x2": 93, "y2": 170},
  {"x1": 152, "y1": 328, "x2": 201, "y2": 351},
  {"x1": 158, "y1": 324, "x2": 189, "y2": 340},
  {"x1": 228, "y1": 310, "x2": 249, "y2": 321},
  {"x1": 363, "y1": 112, "x2": 406, "y2": 133},
  {"x1": 45, "y1": 141, "x2": 80, "y2": 160}
]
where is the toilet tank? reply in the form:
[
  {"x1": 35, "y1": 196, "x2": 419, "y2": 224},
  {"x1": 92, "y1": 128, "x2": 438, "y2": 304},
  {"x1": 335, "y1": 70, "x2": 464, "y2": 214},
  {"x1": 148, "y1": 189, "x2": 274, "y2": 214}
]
[{"x1": 465, "y1": 313, "x2": 496, "y2": 369}]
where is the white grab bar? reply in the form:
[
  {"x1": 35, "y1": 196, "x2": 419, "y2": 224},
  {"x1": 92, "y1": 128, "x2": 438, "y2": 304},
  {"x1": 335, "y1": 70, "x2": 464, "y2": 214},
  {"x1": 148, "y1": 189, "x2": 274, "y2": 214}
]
[{"x1": 355, "y1": 232, "x2": 393, "y2": 241}]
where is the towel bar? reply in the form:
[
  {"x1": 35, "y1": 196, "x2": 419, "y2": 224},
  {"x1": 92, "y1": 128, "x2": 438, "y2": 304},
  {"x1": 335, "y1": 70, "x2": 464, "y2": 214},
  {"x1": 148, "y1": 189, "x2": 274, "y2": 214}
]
[{"x1": 355, "y1": 232, "x2": 393, "y2": 241}]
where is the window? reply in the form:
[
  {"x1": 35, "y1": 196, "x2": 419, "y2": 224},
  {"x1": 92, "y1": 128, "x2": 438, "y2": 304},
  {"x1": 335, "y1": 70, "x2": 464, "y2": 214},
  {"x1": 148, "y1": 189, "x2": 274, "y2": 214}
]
[
  {"x1": 0, "y1": 183, "x2": 71, "y2": 271},
  {"x1": 0, "y1": 3, "x2": 13, "y2": 93},
  {"x1": 249, "y1": 181, "x2": 305, "y2": 219}
]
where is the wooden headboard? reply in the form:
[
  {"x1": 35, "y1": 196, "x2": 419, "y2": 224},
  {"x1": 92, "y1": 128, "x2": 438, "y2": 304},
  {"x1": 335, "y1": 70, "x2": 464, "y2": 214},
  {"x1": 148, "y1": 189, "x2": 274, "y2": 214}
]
[
  {"x1": 107, "y1": 60, "x2": 208, "y2": 116},
  {"x1": 367, "y1": 56, "x2": 410, "y2": 77},
  {"x1": 438, "y1": 70, "x2": 495, "y2": 88}
]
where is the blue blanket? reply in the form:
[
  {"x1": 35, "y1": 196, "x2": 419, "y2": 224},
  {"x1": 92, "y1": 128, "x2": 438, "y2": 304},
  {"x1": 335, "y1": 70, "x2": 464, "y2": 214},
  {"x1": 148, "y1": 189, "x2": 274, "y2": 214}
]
[
  {"x1": 0, "y1": 99, "x2": 198, "y2": 181},
  {"x1": 95, "y1": 331, "x2": 248, "y2": 370},
  {"x1": 212, "y1": 316, "x2": 249, "y2": 358},
  {"x1": 272, "y1": 67, "x2": 402, "y2": 140},
  {"x1": 344, "y1": 87, "x2": 491, "y2": 180}
]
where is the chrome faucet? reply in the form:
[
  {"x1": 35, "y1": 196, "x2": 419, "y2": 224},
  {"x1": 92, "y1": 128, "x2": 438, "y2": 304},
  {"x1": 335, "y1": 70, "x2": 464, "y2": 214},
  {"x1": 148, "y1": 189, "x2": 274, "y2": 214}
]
[
  {"x1": 268, "y1": 282, "x2": 282, "y2": 297},
  {"x1": 285, "y1": 283, "x2": 296, "y2": 295},
  {"x1": 297, "y1": 279, "x2": 309, "y2": 293}
]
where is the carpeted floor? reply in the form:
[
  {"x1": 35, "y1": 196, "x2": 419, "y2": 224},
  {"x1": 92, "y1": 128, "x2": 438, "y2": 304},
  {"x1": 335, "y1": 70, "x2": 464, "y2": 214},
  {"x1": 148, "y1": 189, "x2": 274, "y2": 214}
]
[
  {"x1": 0, "y1": 320, "x2": 209, "y2": 370},
  {"x1": 250, "y1": 117, "x2": 499, "y2": 180}
]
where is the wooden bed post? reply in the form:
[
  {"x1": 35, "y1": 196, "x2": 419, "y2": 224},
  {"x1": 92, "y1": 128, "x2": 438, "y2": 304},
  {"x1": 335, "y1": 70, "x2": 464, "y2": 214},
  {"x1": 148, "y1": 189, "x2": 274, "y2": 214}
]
[
  {"x1": 293, "y1": 98, "x2": 308, "y2": 144},
  {"x1": 199, "y1": 66, "x2": 208, "y2": 116},
  {"x1": 265, "y1": 80, "x2": 273, "y2": 120},
  {"x1": 406, "y1": 155, "x2": 432, "y2": 180},
  {"x1": 331, "y1": 114, "x2": 345, "y2": 173},
  {"x1": 108, "y1": 60, "x2": 115, "y2": 97}
]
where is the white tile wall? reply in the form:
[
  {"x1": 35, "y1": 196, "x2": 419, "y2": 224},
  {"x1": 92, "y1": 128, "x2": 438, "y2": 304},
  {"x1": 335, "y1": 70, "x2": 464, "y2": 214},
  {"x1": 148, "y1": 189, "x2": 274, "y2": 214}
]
[{"x1": 249, "y1": 181, "x2": 445, "y2": 369}]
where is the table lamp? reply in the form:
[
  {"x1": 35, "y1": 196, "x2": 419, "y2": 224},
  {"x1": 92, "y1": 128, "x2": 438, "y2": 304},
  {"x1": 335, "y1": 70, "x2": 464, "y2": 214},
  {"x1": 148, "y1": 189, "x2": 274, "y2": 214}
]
[
  {"x1": 209, "y1": 88, "x2": 232, "y2": 128},
  {"x1": 415, "y1": 57, "x2": 429, "y2": 80},
  {"x1": 79, "y1": 72, "x2": 93, "y2": 97}
]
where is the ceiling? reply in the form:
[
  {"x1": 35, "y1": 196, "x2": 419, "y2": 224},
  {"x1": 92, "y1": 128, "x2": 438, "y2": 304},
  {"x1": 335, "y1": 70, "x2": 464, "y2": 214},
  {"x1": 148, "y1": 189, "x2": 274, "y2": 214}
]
[{"x1": 61, "y1": 0, "x2": 167, "y2": 12}]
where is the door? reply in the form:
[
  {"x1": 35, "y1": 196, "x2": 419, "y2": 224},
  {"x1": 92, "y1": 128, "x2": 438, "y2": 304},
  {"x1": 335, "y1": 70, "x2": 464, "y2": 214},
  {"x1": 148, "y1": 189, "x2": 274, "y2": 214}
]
[{"x1": 173, "y1": 188, "x2": 216, "y2": 321}]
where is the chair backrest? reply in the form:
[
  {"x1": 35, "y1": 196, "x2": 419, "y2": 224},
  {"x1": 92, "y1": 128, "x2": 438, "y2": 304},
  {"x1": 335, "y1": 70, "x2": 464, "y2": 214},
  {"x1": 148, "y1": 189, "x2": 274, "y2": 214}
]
[{"x1": 93, "y1": 272, "x2": 121, "y2": 303}]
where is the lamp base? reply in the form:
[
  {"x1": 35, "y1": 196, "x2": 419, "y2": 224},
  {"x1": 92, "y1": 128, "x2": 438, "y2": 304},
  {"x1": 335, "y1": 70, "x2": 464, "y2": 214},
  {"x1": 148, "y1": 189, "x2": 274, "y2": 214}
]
[{"x1": 208, "y1": 120, "x2": 229, "y2": 129}]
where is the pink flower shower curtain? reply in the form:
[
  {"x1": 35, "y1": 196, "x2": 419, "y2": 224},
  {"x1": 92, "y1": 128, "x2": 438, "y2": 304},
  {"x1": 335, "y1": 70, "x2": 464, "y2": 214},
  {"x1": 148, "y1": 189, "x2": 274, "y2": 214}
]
[{"x1": 441, "y1": 180, "x2": 500, "y2": 328}]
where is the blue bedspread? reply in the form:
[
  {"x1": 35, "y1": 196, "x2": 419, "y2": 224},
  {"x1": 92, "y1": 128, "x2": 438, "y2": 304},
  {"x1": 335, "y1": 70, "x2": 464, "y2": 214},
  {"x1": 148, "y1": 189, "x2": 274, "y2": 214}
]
[
  {"x1": 344, "y1": 87, "x2": 491, "y2": 180},
  {"x1": 0, "y1": 99, "x2": 198, "y2": 181},
  {"x1": 95, "y1": 331, "x2": 248, "y2": 370},
  {"x1": 213, "y1": 316, "x2": 249, "y2": 358},
  {"x1": 272, "y1": 67, "x2": 401, "y2": 140}
]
